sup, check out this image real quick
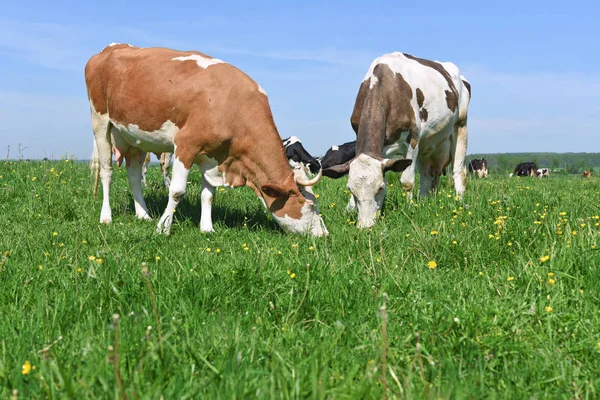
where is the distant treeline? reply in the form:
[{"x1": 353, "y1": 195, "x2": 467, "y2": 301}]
[{"x1": 466, "y1": 153, "x2": 600, "y2": 174}]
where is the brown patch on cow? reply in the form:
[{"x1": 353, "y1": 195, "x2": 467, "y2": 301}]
[
  {"x1": 404, "y1": 54, "x2": 458, "y2": 112},
  {"x1": 462, "y1": 80, "x2": 471, "y2": 97},
  {"x1": 416, "y1": 88, "x2": 424, "y2": 108},
  {"x1": 86, "y1": 45, "x2": 311, "y2": 223},
  {"x1": 352, "y1": 63, "x2": 418, "y2": 156},
  {"x1": 350, "y1": 80, "x2": 370, "y2": 134},
  {"x1": 419, "y1": 107, "x2": 428, "y2": 122}
]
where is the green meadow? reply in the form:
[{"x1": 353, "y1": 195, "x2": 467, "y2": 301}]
[{"x1": 1, "y1": 159, "x2": 600, "y2": 399}]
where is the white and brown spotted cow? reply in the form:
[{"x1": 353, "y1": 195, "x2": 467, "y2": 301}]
[
  {"x1": 86, "y1": 44, "x2": 327, "y2": 236},
  {"x1": 323, "y1": 52, "x2": 471, "y2": 228}
]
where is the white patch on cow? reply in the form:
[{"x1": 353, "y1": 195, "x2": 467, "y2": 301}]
[
  {"x1": 283, "y1": 136, "x2": 301, "y2": 148},
  {"x1": 107, "y1": 42, "x2": 134, "y2": 48},
  {"x1": 348, "y1": 154, "x2": 387, "y2": 228},
  {"x1": 172, "y1": 54, "x2": 225, "y2": 69},
  {"x1": 369, "y1": 76, "x2": 378, "y2": 89},
  {"x1": 270, "y1": 201, "x2": 328, "y2": 237},
  {"x1": 258, "y1": 85, "x2": 267, "y2": 96},
  {"x1": 111, "y1": 120, "x2": 179, "y2": 154},
  {"x1": 331, "y1": 145, "x2": 339, "y2": 151}
]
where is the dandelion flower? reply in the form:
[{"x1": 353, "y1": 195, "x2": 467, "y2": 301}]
[
  {"x1": 507, "y1": 276, "x2": 514, "y2": 281},
  {"x1": 545, "y1": 306, "x2": 553, "y2": 313},
  {"x1": 77, "y1": 268, "x2": 82, "y2": 273},
  {"x1": 479, "y1": 272, "x2": 483, "y2": 276},
  {"x1": 452, "y1": 240, "x2": 457, "y2": 245},
  {"x1": 52, "y1": 232, "x2": 58, "y2": 237},
  {"x1": 39, "y1": 265, "x2": 43, "y2": 270},
  {"x1": 573, "y1": 230, "x2": 577, "y2": 235},
  {"x1": 291, "y1": 243, "x2": 298, "y2": 248},
  {"x1": 290, "y1": 273, "x2": 296, "y2": 279},
  {"x1": 155, "y1": 256, "x2": 161, "y2": 261},
  {"x1": 216, "y1": 248, "x2": 221, "y2": 253},
  {"x1": 539, "y1": 255, "x2": 550, "y2": 263},
  {"x1": 548, "y1": 272, "x2": 554, "y2": 277},
  {"x1": 308, "y1": 246, "x2": 314, "y2": 251},
  {"x1": 548, "y1": 279, "x2": 556, "y2": 285},
  {"x1": 206, "y1": 248, "x2": 211, "y2": 252},
  {"x1": 88, "y1": 255, "x2": 96, "y2": 261},
  {"x1": 96, "y1": 258, "x2": 103, "y2": 264},
  {"x1": 81, "y1": 240, "x2": 87, "y2": 244},
  {"x1": 430, "y1": 230, "x2": 439, "y2": 235},
  {"x1": 22, "y1": 360, "x2": 31, "y2": 375},
  {"x1": 428, "y1": 261, "x2": 437, "y2": 269}
]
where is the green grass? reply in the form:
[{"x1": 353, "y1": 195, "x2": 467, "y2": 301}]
[{"x1": 1, "y1": 159, "x2": 600, "y2": 399}]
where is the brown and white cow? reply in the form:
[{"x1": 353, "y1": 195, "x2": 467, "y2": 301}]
[
  {"x1": 582, "y1": 170, "x2": 591, "y2": 178},
  {"x1": 323, "y1": 52, "x2": 471, "y2": 228},
  {"x1": 86, "y1": 44, "x2": 327, "y2": 236}
]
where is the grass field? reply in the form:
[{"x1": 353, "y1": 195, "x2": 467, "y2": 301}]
[{"x1": 1, "y1": 159, "x2": 600, "y2": 399}]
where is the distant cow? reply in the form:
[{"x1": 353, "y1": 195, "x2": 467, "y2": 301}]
[
  {"x1": 510, "y1": 162, "x2": 537, "y2": 177},
  {"x1": 86, "y1": 44, "x2": 327, "y2": 236},
  {"x1": 282, "y1": 136, "x2": 320, "y2": 174},
  {"x1": 468, "y1": 158, "x2": 488, "y2": 178},
  {"x1": 142, "y1": 152, "x2": 172, "y2": 188},
  {"x1": 322, "y1": 52, "x2": 471, "y2": 228},
  {"x1": 536, "y1": 168, "x2": 549, "y2": 178},
  {"x1": 320, "y1": 141, "x2": 356, "y2": 170},
  {"x1": 582, "y1": 170, "x2": 591, "y2": 178}
]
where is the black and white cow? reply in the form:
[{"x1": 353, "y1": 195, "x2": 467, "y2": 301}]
[
  {"x1": 320, "y1": 141, "x2": 356, "y2": 170},
  {"x1": 468, "y1": 158, "x2": 488, "y2": 178},
  {"x1": 510, "y1": 162, "x2": 537, "y2": 177},
  {"x1": 282, "y1": 136, "x2": 321, "y2": 174},
  {"x1": 322, "y1": 52, "x2": 471, "y2": 228},
  {"x1": 536, "y1": 168, "x2": 549, "y2": 178}
]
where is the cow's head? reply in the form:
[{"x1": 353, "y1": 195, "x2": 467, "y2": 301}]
[
  {"x1": 260, "y1": 169, "x2": 328, "y2": 236},
  {"x1": 323, "y1": 153, "x2": 411, "y2": 228}
]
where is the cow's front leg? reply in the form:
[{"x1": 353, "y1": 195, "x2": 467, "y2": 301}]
[
  {"x1": 200, "y1": 176, "x2": 216, "y2": 232},
  {"x1": 157, "y1": 153, "x2": 190, "y2": 235}
]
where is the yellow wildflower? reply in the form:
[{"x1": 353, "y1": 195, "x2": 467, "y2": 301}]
[
  {"x1": 216, "y1": 248, "x2": 221, "y2": 253},
  {"x1": 507, "y1": 276, "x2": 514, "y2": 281},
  {"x1": 96, "y1": 258, "x2": 103, "y2": 264},
  {"x1": 452, "y1": 240, "x2": 457, "y2": 245},
  {"x1": 308, "y1": 246, "x2": 314, "y2": 251},
  {"x1": 88, "y1": 255, "x2": 96, "y2": 261},
  {"x1": 155, "y1": 256, "x2": 161, "y2": 261},
  {"x1": 206, "y1": 248, "x2": 211, "y2": 252},
  {"x1": 548, "y1": 279, "x2": 556, "y2": 285},
  {"x1": 39, "y1": 265, "x2": 43, "y2": 270},
  {"x1": 290, "y1": 273, "x2": 296, "y2": 279},
  {"x1": 52, "y1": 232, "x2": 58, "y2": 237},
  {"x1": 430, "y1": 230, "x2": 439, "y2": 235},
  {"x1": 573, "y1": 230, "x2": 577, "y2": 235},
  {"x1": 428, "y1": 261, "x2": 437, "y2": 269},
  {"x1": 77, "y1": 268, "x2": 82, "y2": 273},
  {"x1": 22, "y1": 360, "x2": 31, "y2": 375},
  {"x1": 545, "y1": 306, "x2": 553, "y2": 313},
  {"x1": 539, "y1": 255, "x2": 550, "y2": 263}
]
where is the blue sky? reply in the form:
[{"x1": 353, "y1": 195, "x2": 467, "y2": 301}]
[{"x1": 1, "y1": 0, "x2": 598, "y2": 159}]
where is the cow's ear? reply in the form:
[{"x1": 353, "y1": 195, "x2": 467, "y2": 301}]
[
  {"x1": 382, "y1": 158, "x2": 412, "y2": 173},
  {"x1": 261, "y1": 184, "x2": 293, "y2": 198},
  {"x1": 323, "y1": 162, "x2": 350, "y2": 179}
]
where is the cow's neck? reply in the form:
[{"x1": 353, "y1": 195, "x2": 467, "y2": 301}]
[{"x1": 355, "y1": 98, "x2": 386, "y2": 159}]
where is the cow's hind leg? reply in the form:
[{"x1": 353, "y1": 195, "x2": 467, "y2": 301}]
[
  {"x1": 452, "y1": 124, "x2": 468, "y2": 196},
  {"x1": 126, "y1": 149, "x2": 152, "y2": 220},
  {"x1": 157, "y1": 149, "x2": 191, "y2": 235},
  {"x1": 91, "y1": 108, "x2": 113, "y2": 224},
  {"x1": 160, "y1": 153, "x2": 172, "y2": 188}
]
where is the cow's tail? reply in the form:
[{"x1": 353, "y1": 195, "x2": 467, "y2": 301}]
[{"x1": 91, "y1": 139, "x2": 100, "y2": 198}]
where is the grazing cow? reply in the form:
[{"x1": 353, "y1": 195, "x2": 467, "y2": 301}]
[
  {"x1": 582, "y1": 170, "x2": 591, "y2": 178},
  {"x1": 510, "y1": 162, "x2": 537, "y2": 177},
  {"x1": 86, "y1": 44, "x2": 327, "y2": 236},
  {"x1": 142, "y1": 152, "x2": 172, "y2": 188},
  {"x1": 282, "y1": 136, "x2": 320, "y2": 175},
  {"x1": 323, "y1": 52, "x2": 471, "y2": 228},
  {"x1": 536, "y1": 168, "x2": 549, "y2": 178},
  {"x1": 468, "y1": 158, "x2": 488, "y2": 178},
  {"x1": 320, "y1": 141, "x2": 356, "y2": 170}
]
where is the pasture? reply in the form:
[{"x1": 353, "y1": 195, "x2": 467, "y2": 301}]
[{"x1": 1, "y1": 159, "x2": 600, "y2": 398}]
